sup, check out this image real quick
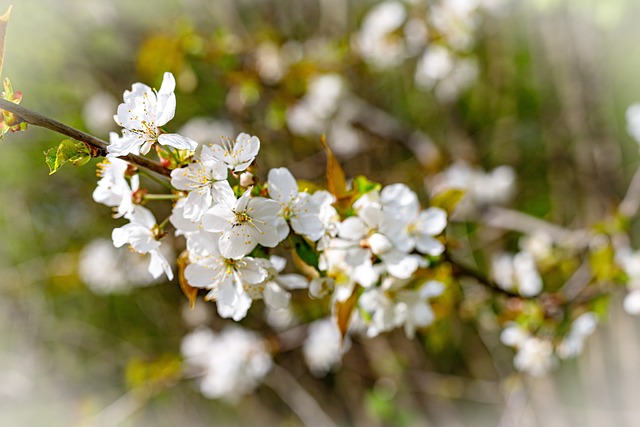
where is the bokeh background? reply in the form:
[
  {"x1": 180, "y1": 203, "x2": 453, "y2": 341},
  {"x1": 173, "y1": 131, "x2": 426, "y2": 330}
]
[{"x1": 2, "y1": 0, "x2": 640, "y2": 425}]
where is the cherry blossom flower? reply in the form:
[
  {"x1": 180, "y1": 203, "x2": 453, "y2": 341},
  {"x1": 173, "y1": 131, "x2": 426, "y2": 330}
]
[
  {"x1": 181, "y1": 327, "x2": 272, "y2": 401},
  {"x1": 184, "y1": 233, "x2": 267, "y2": 321},
  {"x1": 201, "y1": 186, "x2": 282, "y2": 259},
  {"x1": 212, "y1": 132, "x2": 260, "y2": 173},
  {"x1": 92, "y1": 156, "x2": 138, "y2": 218},
  {"x1": 111, "y1": 206, "x2": 173, "y2": 280},
  {"x1": 171, "y1": 145, "x2": 229, "y2": 221},
  {"x1": 267, "y1": 167, "x2": 324, "y2": 241},
  {"x1": 109, "y1": 72, "x2": 197, "y2": 157},
  {"x1": 251, "y1": 256, "x2": 308, "y2": 310}
]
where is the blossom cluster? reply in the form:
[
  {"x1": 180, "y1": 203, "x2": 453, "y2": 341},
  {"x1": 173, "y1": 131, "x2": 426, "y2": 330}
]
[{"x1": 92, "y1": 72, "x2": 449, "y2": 334}]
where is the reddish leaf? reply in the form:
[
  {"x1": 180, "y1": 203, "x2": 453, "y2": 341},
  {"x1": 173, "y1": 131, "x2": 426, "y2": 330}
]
[
  {"x1": 177, "y1": 250, "x2": 198, "y2": 308},
  {"x1": 333, "y1": 287, "x2": 359, "y2": 341}
]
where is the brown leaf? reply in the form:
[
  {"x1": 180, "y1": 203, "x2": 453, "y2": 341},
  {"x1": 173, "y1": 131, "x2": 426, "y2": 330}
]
[
  {"x1": 177, "y1": 250, "x2": 198, "y2": 308},
  {"x1": 333, "y1": 287, "x2": 359, "y2": 341},
  {"x1": 0, "y1": 6, "x2": 12, "y2": 79},
  {"x1": 320, "y1": 135, "x2": 348, "y2": 199}
]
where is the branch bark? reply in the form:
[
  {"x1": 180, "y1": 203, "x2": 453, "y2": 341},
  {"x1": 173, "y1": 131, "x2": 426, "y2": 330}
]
[{"x1": 0, "y1": 98, "x2": 171, "y2": 177}]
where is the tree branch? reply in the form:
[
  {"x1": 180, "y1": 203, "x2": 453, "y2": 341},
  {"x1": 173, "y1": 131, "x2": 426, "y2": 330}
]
[
  {"x1": 445, "y1": 252, "x2": 524, "y2": 299},
  {"x1": 0, "y1": 98, "x2": 171, "y2": 177}
]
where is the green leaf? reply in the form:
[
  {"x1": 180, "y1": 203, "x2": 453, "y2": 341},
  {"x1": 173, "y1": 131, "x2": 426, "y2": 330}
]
[
  {"x1": 352, "y1": 175, "x2": 381, "y2": 197},
  {"x1": 290, "y1": 234, "x2": 319, "y2": 270},
  {"x1": 45, "y1": 139, "x2": 92, "y2": 175}
]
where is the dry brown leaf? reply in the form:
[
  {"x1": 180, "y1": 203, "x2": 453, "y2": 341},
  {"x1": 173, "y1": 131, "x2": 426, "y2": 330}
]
[{"x1": 177, "y1": 250, "x2": 198, "y2": 308}]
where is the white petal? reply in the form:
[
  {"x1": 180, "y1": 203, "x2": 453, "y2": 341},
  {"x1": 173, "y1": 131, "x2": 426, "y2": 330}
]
[
  {"x1": 202, "y1": 204, "x2": 235, "y2": 232},
  {"x1": 149, "y1": 250, "x2": 173, "y2": 280},
  {"x1": 276, "y1": 274, "x2": 308, "y2": 290},
  {"x1": 185, "y1": 263, "x2": 215, "y2": 288},
  {"x1": 415, "y1": 236, "x2": 445, "y2": 256},
  {"x1": 158, "y1": 133, "x2": 198, "y2": 151},
  {"x1": 268, "y1": 167, "x2": 298, "y2": 204},
  {"x1": 264, "y1": 282, "x2": 291, "y2": 310},
  {"x1": 416, "y1": 207, "x2": 447, "y2": 236}
]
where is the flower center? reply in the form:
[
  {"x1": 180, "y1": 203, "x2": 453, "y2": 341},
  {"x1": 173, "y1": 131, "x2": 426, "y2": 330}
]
[{"x1": 235, "y1": 210, "x2": 251, "y2": 224}]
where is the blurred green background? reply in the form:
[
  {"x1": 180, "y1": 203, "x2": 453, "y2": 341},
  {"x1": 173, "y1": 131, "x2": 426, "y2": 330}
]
[{"x1": 2, "y1": 0, "x2": 640, "y2": 426}]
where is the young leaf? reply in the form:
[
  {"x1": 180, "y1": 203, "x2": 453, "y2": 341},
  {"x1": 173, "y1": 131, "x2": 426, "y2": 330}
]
[
  {"x1": 290, "y1": 234, "x2": 320, "y2": 270},
  {"x1": 44, "y1": 139, "x2": 92, "y2": 174},
  {"x1": 430, "y1": 188, "x2": 466, "y2": 214}
]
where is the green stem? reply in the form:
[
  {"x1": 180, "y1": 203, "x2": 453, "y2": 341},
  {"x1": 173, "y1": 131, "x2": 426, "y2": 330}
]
[
  {"x1": 158, "y1": 143, "x2": 181, "y2": 165},
  {"x1": 144, "y1": 194, "x2": 180, "y2": 201},
  {"x1": 139, "y1": 169, "x2": 174, "y2": 190}
]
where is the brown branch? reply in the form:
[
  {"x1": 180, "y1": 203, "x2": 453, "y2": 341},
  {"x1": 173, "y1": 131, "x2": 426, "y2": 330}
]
[
  {"x1": 0, "y1": 98, "x2": 171, "y2": 177},
  {"x1": 445, "y1": 252, "x2": 524, "y2": 299}
]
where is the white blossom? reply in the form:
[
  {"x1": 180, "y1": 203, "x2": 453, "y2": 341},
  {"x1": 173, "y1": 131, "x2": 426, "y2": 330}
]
[
  {"x1": 111, "y1": 206, "x2": 173, "y2": 280},
  {"x1": 185, "y1": 233, "x2": 267, "y2": 321},
  {"x1": 212, "y1": 132, "x2": 260, "y2": 173},
  {"x1": 267, "y1": 167, "x2": 324, "y2": 241},
  {"x1": 248, "y1": 256, "x2": 308, "y2": 310},
  {"x1": 109, "y1": 72, "x2": 197, "y2": 156},
  {"x1": 181, "y1": 327, "x2": 272, "y2": 401},
  {"x1": 202, "y1": 186, "x2": 283, "y2": 259},
  {"x1": 171, "y1": 145, "x2": 230, "y2": 221},
  {"x1": 92, "y1": 157, "x2": 138, "y2": 218}
]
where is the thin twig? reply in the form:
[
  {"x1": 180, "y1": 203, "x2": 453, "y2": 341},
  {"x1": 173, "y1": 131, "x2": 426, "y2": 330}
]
[
  {"x1": 0, "y1": 98, "x2": 171, "y2": 177},
  {"x1": 619, "y1": 165, "x2": 640, "y2": 218},
  {"x1": 481, "y1": 206, "x2": 591, "y2": 248},
  {"x1": 445, "y1": 252, "x2": 524, "y2": 299},
  {"x1": 265, "y1": 364, "x2": 339, "y2": 427}
]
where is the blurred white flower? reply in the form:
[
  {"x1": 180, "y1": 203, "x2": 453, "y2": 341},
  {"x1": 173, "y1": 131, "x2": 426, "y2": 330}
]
[
  {"x1": 286, "y1": 74, "x2": 344, "y2": 136},
  {"x1": 500, "y1": 324, "x2": 556, "y2": 376},
  {"x1": 513, "y1": 337, "x2": 555, "y2": 377},
  {"x1": 82, "y1": 91, "x2": 118, "y2": 135},
  {"x1": 303, "y1": 318, "x2": 346, "y2": 377},
  {"x1": 556, "y1": 312, "x2": 598, "y2": 359},
  {"x1": 181, "y1": 327, "x2": 272, "y2": 401},
  {"x1": 79, "y1": 238, "x2": 165, "y2": 294},
  {"x1": 431, "y1": 162, "x2": 516, "y2": 212},
  {"x1": 354, "y1": 1, "x2": 407, "y2": 69},
  {"x1": 492, "y1": 251, "x2": 543, "y2": 297},
  {"x1": 178, "y1": 118, "x2": 235, "y2": 146}
]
